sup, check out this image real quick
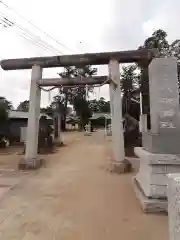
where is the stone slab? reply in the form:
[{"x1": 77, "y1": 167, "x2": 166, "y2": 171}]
[
  {"x1": 135, "y1": 173, "x2": 167, "y2": 198},
  {"x1": 134, "y1": 147, "x2": 180, "y2": 198},
  {"x1": 168, "y1": 173, "x2": 180, "y2": 240},
  {"x1": 135, "y1": 147, "x2": 180, "y2": 165},
  {"x1": 132, "y1": 177, "x2": 168, "y2": 213},
  {"x1": 143, "y1": 132, "x2": 180, "y2": 154},
  {"x1": 148, "y1": 58, "x2": 180, "y2": 135}
]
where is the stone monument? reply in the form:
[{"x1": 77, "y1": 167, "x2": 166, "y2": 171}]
[
  {"x1": 84, "y1": 122, "x2": 92, "y2": 136},
  {"x1": 133, "y1": 57, "x2": 180, "y2": 213},
  {"x1": 106, "y1": 124, "x2": 112, "y2": 136}
]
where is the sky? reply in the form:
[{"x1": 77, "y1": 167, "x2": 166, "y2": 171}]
[{"x1": 0, "y1": 0, "x2": 180, "y2": 108}]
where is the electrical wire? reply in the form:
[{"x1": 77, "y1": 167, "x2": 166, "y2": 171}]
[
  {"x1": 0, "y1": 13, "x2": 62, "y2": 54},
  {"x1": 0, "y1": 0, "x2": 77, "y2": 54},
  {"x1": 0, "y1": 3, "x2": 104, "y2": 99},
  {"x1": 0, "y1": 14, "x2": 57, "y2": 53}
]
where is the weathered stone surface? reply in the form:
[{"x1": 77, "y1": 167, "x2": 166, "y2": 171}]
[
  {"x1": 135, "y1": 147, "x2": 180, "y2": 165},
  {"x1": 108, "y1": 159, "x2": 132, "y2": 174},
  {"x1": 134, "y1": 147, "x2": 180, "y2": 198},
  {"x1": 143, "y1": 132, "x2": 180, "y2": 154},
  {"x1": 109, "y1": 60, "x2": 125, "y2": 163},
  {"x1": 134, "y1": 58, "x2": 180, "y2": 215},
  {"x1": 18, "y1": 158, "x2": 44, "y2": 170},
  {"x1": 168, "y1": 173, "x2": 180, "y2": 240},
  {"x1": 143, "y1": 58, "x2": 180, "y2": 153},
  {"x1": 133, "y1": 177, "x2": 168, "y2": 213}
]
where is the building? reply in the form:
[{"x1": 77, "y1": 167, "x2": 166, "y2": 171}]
[
  {"x1": 89, "y1": 113, "x2": 111, "y2": 128},
  {"x1": 8, "y1": 110, "x2": 53, "y2": 143}
]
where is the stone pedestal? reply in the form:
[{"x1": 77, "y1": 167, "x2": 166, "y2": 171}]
[
  {"x1": 105, "y1": 124, "x2": 112, "y2": 136},
  {"x1": 84, "y1": 123, "x2": 92, "y2": 136},
  {"x1": 18, "y1": 158, "x2": 44, "y2": 170},
  {"x1": 133, "y1": 57, "x2": 180, "y2": 212},
  {"x1": 54, "y1": 113, "x2": 63, "y2": 146},
  {"x1": 168, "y1": 173, "x2": 180, "y2": 240},
  {"x1": 133, "y1": 147, "x2": 180, "y2": 212}
]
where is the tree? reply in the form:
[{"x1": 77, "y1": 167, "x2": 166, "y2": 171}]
[
  {"x1": 70, "y1": 65, "x2": 97, "y2": 99},
  {"x1": 0, "y1": 97, "x2": 12, "y2": 141},
  {"x1": 58, "y1": 67, "x2": 77, "y2": 130},
  {"x1": 0, "y1": 106, "x2": 8, "y2": 123},
  {"x1": 120, "y1": 64, "x2": 140, "y2": 115},
  {"x1": 17, "y1": 100, "x2": 29, "y2": 112},
  {"x1": 73, "y1": 96, "x2": 92, "y2": 129},
  {"x1": 71, "y1": 65, "x2": 97, "y2": 129},
  {"x1": 138, "y1": 29, "x2": 170, "y2": 116},
  {"x1": 0, "y1": 97, "x2": 13, "y2": 110},
  {"x1": 57, "y1": 65, "x2": 97, "y2": 130},
  {"x1": 140, "y1": 29, "x2": 169, "y2": 55},
  {"x1": 169, "y1": 39, "x2": 180, "y2": 87},
  {"x1": 88, "y1": 97, "x2": 110, "y2": 113}
]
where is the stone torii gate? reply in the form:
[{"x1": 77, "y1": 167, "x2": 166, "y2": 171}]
[{"x1": 0, "y1": 49, "x2": 157, "y2": 170}]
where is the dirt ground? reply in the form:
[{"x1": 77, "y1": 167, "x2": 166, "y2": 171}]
[{"x1": 0, "y1": 131, "x2": 168, "y2": 240}]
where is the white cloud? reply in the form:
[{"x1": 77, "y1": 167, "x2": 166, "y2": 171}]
[
  {"x1": 0, "y1": 0, "x2": 180, "y2": 107},
  {"x1": 0, "y1": 0, "x2": 113, "y2": 107},
  {"x1": 142, "y1": 0, "x2": 180, "y2": 42}
]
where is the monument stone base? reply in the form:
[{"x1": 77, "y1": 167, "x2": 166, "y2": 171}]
[
  {"x1": 133, "y1": 147, "x2": 180, "y2": 213},
  {"x1": 133, "y1": 177, "x2": 167, "y2": 213},
  {"x1": 18, "y1": 157, "x2": 44, "y2": 170}
]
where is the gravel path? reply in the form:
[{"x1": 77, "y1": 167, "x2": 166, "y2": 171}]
[{"x1": 0, "y1": 131, "x2": 168, "y2": 239}]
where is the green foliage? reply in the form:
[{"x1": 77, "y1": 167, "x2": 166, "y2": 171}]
[
  {"x1": 0, "y1": 106, "x2": 8, "y2": 123},
  {"x1": 57, "y1": 65, "x2": 97, "y2": 129},
  {"x1": 0, "y1": 97, "x2": 11, "y2": 139},
  {"x1": 0, "y1": 97, "x2": 13, "y2": 110},
  {"x1": 120, "y1": 64, "x2": 140, "y2": 115},
  {"x1": 143, "y1": 29, "x2": 169, "y2": 55},
  {"x1": 17, "y1": 100, "x2": 29, "y2": 112},
  {"x1": 73, "y1": 96, "x2": 92, "y2": 127},
  {"x1": 0, "y1": 97, "x2": 12, "y2": 123},
  {"x1": 121, "y1": 64, "x2": 140, "y2": 94},
  {"x1": 88, "y1": 97, "x2": 110, "y2": 113},
  {"x1": 71, "y1": 65, "x2": 97, "y2": 128}
]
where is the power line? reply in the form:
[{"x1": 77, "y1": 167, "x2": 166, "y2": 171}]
[
  {"x1": 0, "y1": 15, "x2": 60, "y2": 54},
  {"x1": 0, "y1": 13, "x2": 63, "y2": 54},
  {"x1": 15, "y1": 22, "x2": 63, "y2": 54},
  {"x1": 0, "y1": 0, "x2": 77, "y2": 54}
]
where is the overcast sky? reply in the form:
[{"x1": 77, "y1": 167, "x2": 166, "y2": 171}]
[{"x1": 0, "y1": 0, "x2": 180, "y2": 108}]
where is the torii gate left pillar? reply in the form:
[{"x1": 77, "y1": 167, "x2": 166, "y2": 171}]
[
  {"x1": 108, "y1": 60, "x2": 131, "y2": 173},
  {"x1": 19, "y1": 65, "x2": 42, "y2": 169}
]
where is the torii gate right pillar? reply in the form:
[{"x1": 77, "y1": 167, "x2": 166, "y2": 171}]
[{"x1": 108, "y1": 60, "x2": 131, "y2": 173}]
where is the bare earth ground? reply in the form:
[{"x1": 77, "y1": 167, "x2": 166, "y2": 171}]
[{"x1": 0, "y1": 131, "x2": 168, "y2": 240}]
